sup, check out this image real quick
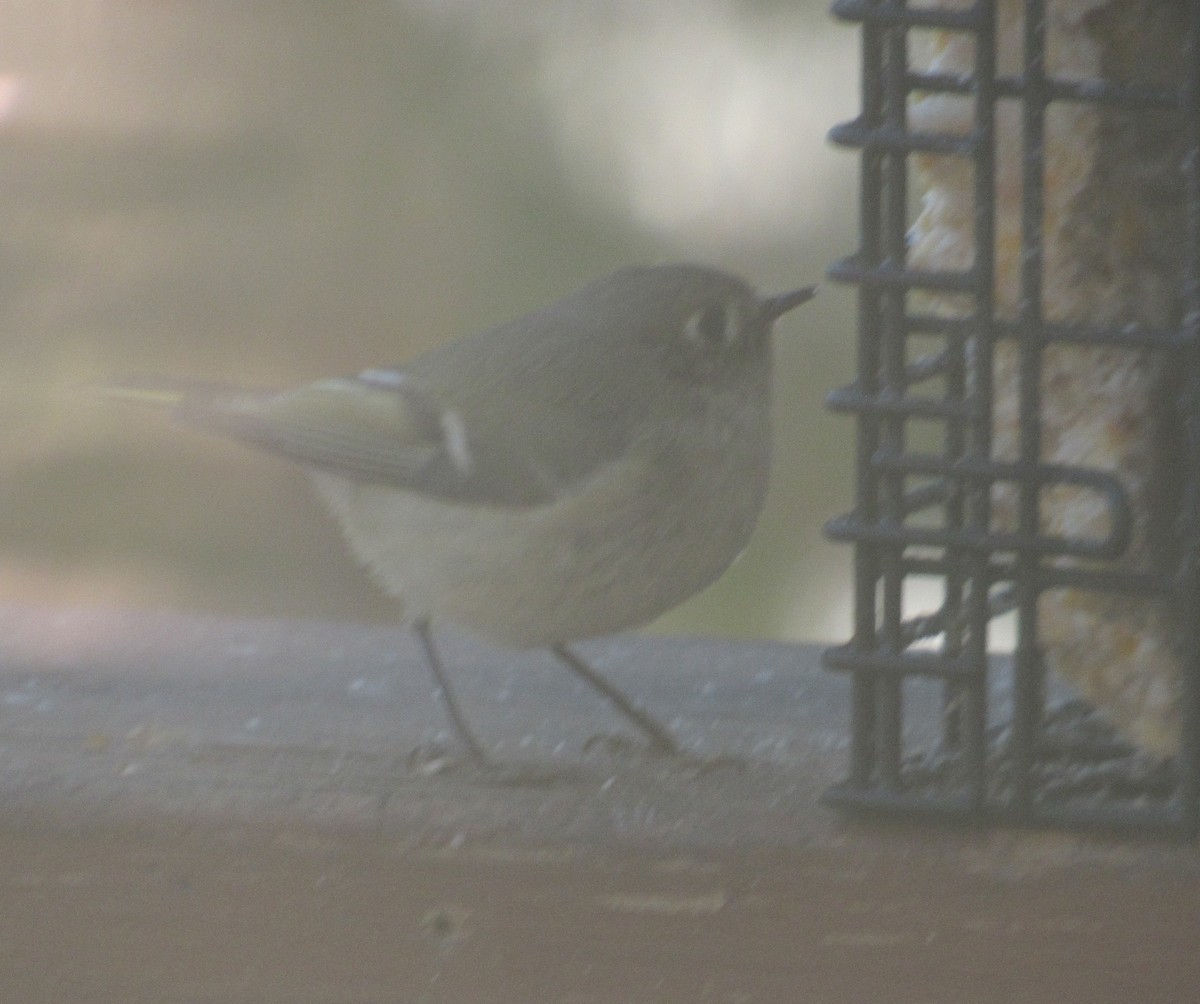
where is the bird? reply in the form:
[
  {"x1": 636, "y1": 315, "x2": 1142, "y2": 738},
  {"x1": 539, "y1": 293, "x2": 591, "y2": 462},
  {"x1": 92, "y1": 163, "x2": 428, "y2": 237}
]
[{"x1": 99, "y1": 264, "x2": 816, "y2": 769}]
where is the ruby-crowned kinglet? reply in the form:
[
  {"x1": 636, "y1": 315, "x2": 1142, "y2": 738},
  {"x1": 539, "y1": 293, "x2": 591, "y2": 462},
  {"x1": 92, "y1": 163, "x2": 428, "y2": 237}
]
[{"x1": 101, "y1": 264, "x2": 815, "y2": 766}]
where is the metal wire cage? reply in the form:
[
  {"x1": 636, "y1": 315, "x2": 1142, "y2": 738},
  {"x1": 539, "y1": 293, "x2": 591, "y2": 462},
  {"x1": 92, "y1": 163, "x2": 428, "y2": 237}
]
[{"x1": 823, "y1": 0, "x2": 1200, "y2": 835}]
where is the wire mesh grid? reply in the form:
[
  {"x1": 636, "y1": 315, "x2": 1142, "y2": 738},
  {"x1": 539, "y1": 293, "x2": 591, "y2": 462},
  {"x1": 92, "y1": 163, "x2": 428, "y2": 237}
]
[{"x1": 823, "y1": 0, "x2": 1200, "y2": 835}]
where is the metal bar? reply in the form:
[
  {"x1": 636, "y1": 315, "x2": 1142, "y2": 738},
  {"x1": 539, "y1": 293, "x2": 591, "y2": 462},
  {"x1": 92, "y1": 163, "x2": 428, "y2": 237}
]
[
  {"x1": 869, "y1": 451, "x2": 1131, "y2": 493},
  {"x1": 876, "y1": 5, "x2": 912, "y2": 789},
  {"x1": 907, "y1": 70, "x2": 1182, "y2": 111},
  {"x1": 828, "y1": 119, "x2": 978, "y2": 157},
  {"x1": 826, "y1": 384, "x2": 971, "y2": 421},
  {"x1": 830, "y1": 0, "x2": 981, "y2": 31},
  {"x1": 1178, "y1": 0, "x2": 1200, "y2": 839},
  {"x1": 825, "y1": 515, "x2": 1122, "y2": 561},
  {"x1": 823, "y1": 644, "x2": 976, "y2": 679},
  {"x1": 827, "y1": 256, "x2": 978, "y2": 294},
  {"x1": 823, "y1": 782, "x2": 1187, "y2": 835},
  {"x1": 835, "y1": 548, "x2": 1171, "y2": 597},
  {"x1": 903, "y1": 313, "x2": 1193, "y2": 352},
  {"x1": 829, "y1": 450, "x2": 1135, "y2": 560},
  {"x1": 1011, "y1": 0, "x2": 1049, "y2": 817},
  {"x1": 845, "y1": 0, "x2": 887, "y2": 790},
  {"x1": 961, "y1": 0, "x2": 999, "y2": 813}
]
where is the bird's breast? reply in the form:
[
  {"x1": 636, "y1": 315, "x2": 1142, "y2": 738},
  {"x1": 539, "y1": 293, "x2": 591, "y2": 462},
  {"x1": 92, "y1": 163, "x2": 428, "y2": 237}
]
[{"x1": 310, "y1": 400, "x2": 771, "y2": 648}]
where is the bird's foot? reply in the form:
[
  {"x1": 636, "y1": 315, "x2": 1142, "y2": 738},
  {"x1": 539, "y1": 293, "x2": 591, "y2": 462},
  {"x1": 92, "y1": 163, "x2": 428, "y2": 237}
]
[
  {"x1": 406, "y1": 740, "x2": 465, "y2": 776},
  {"x1": 581, "y1": 732, "x2": 744, "y2": 775},
  {"x1": 406, "y1": 741, "x2": 577, "y2": 787}
]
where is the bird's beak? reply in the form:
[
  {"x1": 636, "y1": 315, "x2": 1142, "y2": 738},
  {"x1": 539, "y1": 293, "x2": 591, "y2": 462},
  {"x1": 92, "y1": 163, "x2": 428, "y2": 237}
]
[{"x1": 757, "y1": 285, "x2": 818, "y2": 325}]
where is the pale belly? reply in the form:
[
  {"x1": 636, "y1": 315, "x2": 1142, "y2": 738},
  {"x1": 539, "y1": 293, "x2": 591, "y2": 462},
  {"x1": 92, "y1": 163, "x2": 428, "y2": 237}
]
[{"x1": 311, "y1": 438, "x2": 768, "y2": 648}]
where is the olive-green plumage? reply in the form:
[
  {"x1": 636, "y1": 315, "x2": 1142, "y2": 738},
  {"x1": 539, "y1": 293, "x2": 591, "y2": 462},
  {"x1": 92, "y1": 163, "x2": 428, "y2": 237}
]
[{"x1": 101, "y1": 264, "x2": 815, "y2": 761}]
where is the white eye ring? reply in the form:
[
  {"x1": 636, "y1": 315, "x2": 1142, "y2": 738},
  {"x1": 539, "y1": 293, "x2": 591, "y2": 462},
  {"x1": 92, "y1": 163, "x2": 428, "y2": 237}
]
[{"x1": 684, "y1": 302, "x2": 739, "y2": 347}]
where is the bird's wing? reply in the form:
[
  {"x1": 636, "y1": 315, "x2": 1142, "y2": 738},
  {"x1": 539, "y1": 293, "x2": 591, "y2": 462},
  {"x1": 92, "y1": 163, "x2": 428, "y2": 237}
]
[{"x1": 97, "y1": 372, "x2": 561, "y2": 507}]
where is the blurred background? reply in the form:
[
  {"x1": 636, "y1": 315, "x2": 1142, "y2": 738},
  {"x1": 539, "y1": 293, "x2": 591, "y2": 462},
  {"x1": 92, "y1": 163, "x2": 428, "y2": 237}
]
[{"x1": 0, "y1": 0, "x2": 857, "y2": 644}]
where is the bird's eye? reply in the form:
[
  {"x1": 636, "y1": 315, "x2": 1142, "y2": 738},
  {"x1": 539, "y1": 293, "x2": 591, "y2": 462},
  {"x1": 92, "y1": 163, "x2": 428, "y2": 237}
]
[{"x1": 685, "y1": 303, "x2": 736, "y2": 348}]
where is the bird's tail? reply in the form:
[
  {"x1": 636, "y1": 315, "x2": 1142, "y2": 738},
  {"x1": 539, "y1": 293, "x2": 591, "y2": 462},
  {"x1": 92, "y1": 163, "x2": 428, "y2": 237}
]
[
  {"x1": 93, "y1": 376, "x2": 245, "y2": 412},
  {"x1": 92, "y1": 376, "x2": 286, "y2": 452}
]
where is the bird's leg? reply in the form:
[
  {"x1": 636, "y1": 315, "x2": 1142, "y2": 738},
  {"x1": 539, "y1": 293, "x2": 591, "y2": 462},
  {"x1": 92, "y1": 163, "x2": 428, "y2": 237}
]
[
  {"x1": 551, "y1": 644, "x2": 680, "y2": 756},
  {"x1": 414, "y1": 619, "x2": 492, "y2": 768},
  {"x1": 411, "y1": 622, "x2": 581, "y2": 786}
]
